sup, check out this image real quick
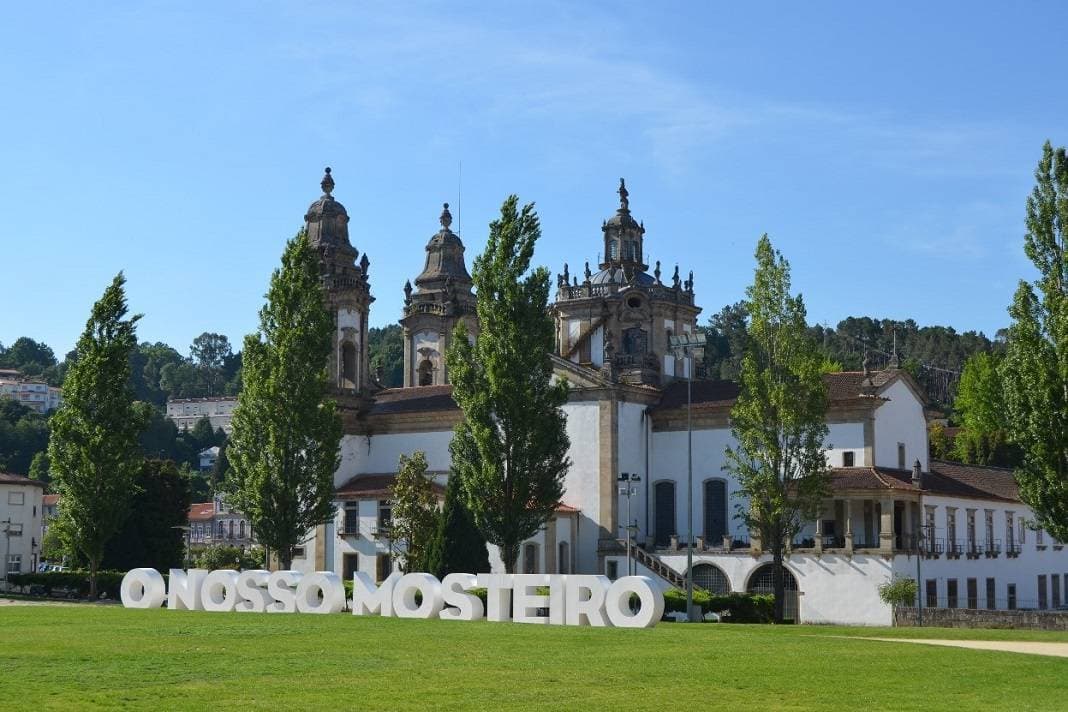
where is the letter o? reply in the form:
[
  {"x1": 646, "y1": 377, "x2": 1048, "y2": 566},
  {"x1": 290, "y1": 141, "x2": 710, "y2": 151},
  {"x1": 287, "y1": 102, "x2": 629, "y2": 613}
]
[
  {"x1": 605, "y1": 576, "x2": 664, "y2": 628},
  {"x1": 393, "y1": 573, "x2": 444, "y2": 619},
  {"x1": 120, "y1": 568, "x2": 166, "y2": 609},
  {"x1": 201, "y1": 570, "x2": 240, "y2": 612},
  {"x1": 296, "y1": 572, "x2": 345, "y2": 614}
]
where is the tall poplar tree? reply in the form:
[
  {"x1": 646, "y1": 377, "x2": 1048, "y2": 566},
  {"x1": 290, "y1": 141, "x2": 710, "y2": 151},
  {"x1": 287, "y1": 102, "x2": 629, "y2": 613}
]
[
  {"x1": 1003, "y1": 141, "x2": 1068, "y2": 541},
  {"x1": 446, "y1": 196, "x2": 571, "y2": 573},
  {"x1": 48, "y1": 274, "x2": 142, "y2": 598},
  {"x1": 725, "y1": 235, "x2": 829, "y2": 623},
  {"x1": 226, "y1": 230, "x2": 342, "y2": 569}
]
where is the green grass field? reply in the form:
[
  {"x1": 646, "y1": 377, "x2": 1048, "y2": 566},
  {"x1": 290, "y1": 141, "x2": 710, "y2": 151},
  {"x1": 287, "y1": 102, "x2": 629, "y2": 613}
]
[{"x1": 2, "y1": 604, "x2": 1066, "y2": 710}]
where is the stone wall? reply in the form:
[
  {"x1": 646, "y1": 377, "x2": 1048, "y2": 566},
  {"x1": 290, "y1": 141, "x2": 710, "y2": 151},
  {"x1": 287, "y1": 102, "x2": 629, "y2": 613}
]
[{"x1": 894, "y1": 606, "x2": 1068, "y2": 631}]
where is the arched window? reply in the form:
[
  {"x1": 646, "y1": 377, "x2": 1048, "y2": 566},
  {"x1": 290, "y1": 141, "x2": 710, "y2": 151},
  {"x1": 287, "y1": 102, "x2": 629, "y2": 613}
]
[
  {"x1": 217, "y1": 521, "x2": 225, "y2": 539},
  {"x1": 239, "y1": 520, "x2": 246, "y2": 538},
  {"x1": 654, "y1": 481, "x2": 676, "y2": 547},
  {"x1": 703, "y1": 479, "x2": 728, "y2": 542},
  {"x1": 623, "y1": 327, "x2": 648, "y2": 355},
  {"x1": 418, "y1": 358, "x2": 434, "y2": 386},
  {"x1": 606, "y1": 239, "x2": 619, "y2": 261},
  {"x1": 341, "y1": 341, "x2": 357, "y2": 388},
  {"x1": 523, "y1": 543, "x2": 538, "y2": 574},
  {"x1": 558, "y1": 541, "x2": 570, "y2": 574},
  {"x1": 691, "y1": 563, "x2": 730, "y2": 594},
  {"x1": 228, "y1": 520, "x2": 234, "y2": 539},
  {"x1": 747, "y1": 563, "x2": 800, "y2": 622}
]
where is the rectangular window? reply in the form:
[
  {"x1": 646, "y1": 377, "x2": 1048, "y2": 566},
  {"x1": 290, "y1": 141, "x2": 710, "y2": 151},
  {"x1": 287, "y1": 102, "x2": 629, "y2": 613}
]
[
  {"x1": 606, "y1": 560, "x2": 619, "y2": 580},
  {"x1": 377, "y1": 500, "x2": 392, "y2": 534},
  {"x1": 947, "y1": 579, "x2": 958, "y2": 609},
  {"x1": 375, "y1": 554, "x2": 391, "y2": 583},
  {"x1": 1008, "y1": 583, "x2": 1017, "y2": 610},
  {"x1": 897, "y1": 443, "x2": 906, "y2": 470},
  {"x1": 7, "y1": 524, "x2": 22, "y2": 537},
  {"x1": 1019, "y1": 520, "x2": 1027, "y2": 545},
  {"x1": 344, "y1": 502, "x2": 359, "y2": 535},
  {"x1": 1037, "y1": 528, "x2": 1046, "y2": 547},
  {"x1": 8, "y1": 491, "x2": 24, "y2": 506},
  {"x1": 966, "y1": 510, "x2": 977, "y2": 553},
  {"x1": 985, "y1": 510, "x2": 994, "y2": 550},
  {"x1": 6, "y1": 554, "x2": 21, "y2": 575},
  {"x1": 986, "y1": 578, "x2": 996, "y2": 610},
  {"x1": 1053, "y1": 575, "x2": 1062, "y2": 609},
  {"x1": 966, "y1": 578, "x2": 978, "y2": 609},
  {"x1": 292, "y1": 547, "x2": 305, "y2": 559},
  {"x1": 342, "y1": 553, "x2": 359, "y2": 581},
  {"x1": 842, "y1": 451, "x2": 854, "y2": 467},
  {"x1": 1038, "y1": 575, "x2": 1048, "y2": 609},
  {"x1": 947, "y1": 508, "x2": 957, "y2": 553},
  {"x1": 926, "y1": 579, "x2": 938, "y2": 608},
  {"x1": 1006, "y1": 512, "x2": 1015, "y2": 551}
]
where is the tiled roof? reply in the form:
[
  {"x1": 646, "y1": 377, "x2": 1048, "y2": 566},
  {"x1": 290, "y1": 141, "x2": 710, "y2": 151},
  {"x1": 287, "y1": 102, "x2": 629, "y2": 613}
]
[
  {"x1": 655, "y1": 371, "x2": 894, "y2": 411},
  {"x1": 927, "y1": 459, "x2": 1020, "y2": 502},
  {"x1": 43, "y1": 494, "x2": 60, "y2": 506},
  {"x1": 830, "y1": 467, "x2": 921, "y2": 493},
  {"x1": 369, "y1": 385, "x2": 458, "y2": 415},
  {"x1": 0, "y1": 472, "x2": 45, "y2": 488},
  {"x1": 188, "y1": 502, "x2": 215, "y2": 520},
  {"x1": 555, "y1": 503, "x2": 580, "y2": 514},
  {"x1": 336, "y1": 473, "x2": 446, "y2": 499}
]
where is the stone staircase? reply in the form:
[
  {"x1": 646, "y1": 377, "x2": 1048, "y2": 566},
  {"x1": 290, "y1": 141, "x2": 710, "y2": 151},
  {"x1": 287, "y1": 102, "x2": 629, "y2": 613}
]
[{"x1": 621, "y1": 541, "x2": 705, "y2": 593}]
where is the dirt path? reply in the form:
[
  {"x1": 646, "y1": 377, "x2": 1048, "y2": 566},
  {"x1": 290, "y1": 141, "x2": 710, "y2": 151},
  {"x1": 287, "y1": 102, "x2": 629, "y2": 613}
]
[{"x1": 861, "y1": 637, "x2": 1068, "y2": 658}]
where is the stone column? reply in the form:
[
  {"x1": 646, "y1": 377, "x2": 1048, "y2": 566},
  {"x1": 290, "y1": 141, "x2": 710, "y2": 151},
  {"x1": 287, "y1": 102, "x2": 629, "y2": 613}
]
[
  {"x1": 844, "y1": 499, "x2": 854, "y2": 553},
  {"x1": 814, "y1": 508, "x2": 824, "y2": 553},
  {"x1": 402, "y1": 327, "x2": 412, "y2": 388},
  {"x1": 880, "y1": 497, "x2": 895, "y2": 554}
]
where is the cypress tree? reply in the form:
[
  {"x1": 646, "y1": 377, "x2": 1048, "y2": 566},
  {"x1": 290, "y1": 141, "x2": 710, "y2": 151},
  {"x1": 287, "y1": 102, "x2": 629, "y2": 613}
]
[
  {"x1": 48, "y1": 274, "x2": 143, "y2": 598},
  {"x1": 226, "y1": 230, "x2": 342, "y2": 570},
  {"x1": 428, "y1": 472, "x2": 490, "y2": 578}
]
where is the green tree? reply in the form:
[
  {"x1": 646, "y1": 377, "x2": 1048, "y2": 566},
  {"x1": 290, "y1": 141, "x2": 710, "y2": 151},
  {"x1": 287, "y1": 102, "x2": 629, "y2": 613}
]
[
  {"x1": 190, "y1": 332, "x2": 233, "y2": 396},
  {"x1": 928, "y1": 422, "x2": 953, "y2": 460},
  {"x1": 369, "y1": 324, "x2": 404, "y2": 387},
  {"x1": 389, "y1": 452, "x2": 439, "y2": 572},
  {"x1": 102, "y1": 459, "x2": 191, "y2": 572},
  {"x1": 0, "y1": 336, "x2": 57, "y2": 380},
  {"x1": 28, "y1": 451, "x2": 50, "y2": 484},
  {"x1": 702, "y1": 301, "x2": 749, "y2": 380},
  {"x1": 226, "y1": 230, "x2": 342, "y2": 570},
  {"x1": 0, "y1": 401, "x2": 49, "y2": 475},
  {"x1": 952, "y1": 352, "x2": 1015, "y2": 465},
  {"x1": 725, "y1": 235, "x2": 830, "y2": 623},
  {"x1": 47, "y1": 274, "x2": 143, "y2": 598},
  {"x1": 194, "y1": 544, "x2": 264, "y2": 570},
  {"x1": 426, "y1": 471, "x2": 490, "y2": 578},
  {"x1": 1003, "y1": 141, "x2": 1068, "y2": 542},
  {"x1": 446, "y1": 196, "x2": 571, "y2": 573}
]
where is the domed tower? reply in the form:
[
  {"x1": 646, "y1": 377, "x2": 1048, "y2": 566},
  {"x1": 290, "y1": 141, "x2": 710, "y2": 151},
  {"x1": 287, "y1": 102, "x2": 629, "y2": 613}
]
[
  {"x1": 304, "y1": 167, "x2": 374, "y2": 395},
  {"x1": 553, "y1": 179, "x2": 701, "y2": 386},
  {"x1": 400, "y1": 203, "x2": 478, "y2": 387}
]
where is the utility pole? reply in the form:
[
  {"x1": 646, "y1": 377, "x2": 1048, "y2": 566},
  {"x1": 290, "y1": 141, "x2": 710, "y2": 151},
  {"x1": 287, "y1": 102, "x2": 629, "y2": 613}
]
[{"x1": 618, "y1": 473, "x2": 641, "y2": 576}]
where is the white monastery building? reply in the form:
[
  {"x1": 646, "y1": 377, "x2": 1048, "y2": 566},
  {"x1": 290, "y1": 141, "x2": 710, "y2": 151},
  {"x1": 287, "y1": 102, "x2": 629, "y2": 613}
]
[{"x1": 283, "y1": 169, "x2": 1067, "y2": 625}]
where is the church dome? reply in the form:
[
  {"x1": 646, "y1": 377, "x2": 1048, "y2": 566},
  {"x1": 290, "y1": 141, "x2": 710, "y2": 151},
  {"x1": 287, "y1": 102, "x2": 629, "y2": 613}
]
[
  {"x1": 589, "y1": 267, "x2": 655, "y2": 286},
  {"x1": 304, "y1": 167, "x2": 352, "y2": 248},
  {"x1": 414, "y1": 203, "x2": 472, "y2": 289}
]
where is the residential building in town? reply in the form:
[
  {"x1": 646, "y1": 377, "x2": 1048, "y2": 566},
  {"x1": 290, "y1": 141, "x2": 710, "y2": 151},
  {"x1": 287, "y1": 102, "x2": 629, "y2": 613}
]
[
  {"x1": 0, "y1": 369, "x2": 62, "y2": 414},
  {"x1": 1, "y1": 472, "x2": 45, "y2": 583},
  {"x1": 165, "y1": 397, "x2": 237, "y2": 433},
  {"x1": 187, "y1": 495, "x2": 255, "y2": 550},
  {"x1": 277, "y1": 169, "x2": 1068, "y2": 625},
  {"x1": 198, "y1": 446, "x2": 220, "y2": 471}
]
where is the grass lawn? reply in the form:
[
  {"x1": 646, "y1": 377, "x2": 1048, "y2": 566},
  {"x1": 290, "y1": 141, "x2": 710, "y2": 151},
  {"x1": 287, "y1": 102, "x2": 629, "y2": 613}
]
[{"x1": 2, "y1": 604, "x2": 1066, "y2": 710}]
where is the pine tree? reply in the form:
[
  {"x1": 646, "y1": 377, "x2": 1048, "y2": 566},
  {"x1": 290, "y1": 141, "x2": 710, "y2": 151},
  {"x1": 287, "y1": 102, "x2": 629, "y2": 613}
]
[
  {"x1": 389, "y1": 452, "x2": 439, "y2": 572},
  {"x1": 446, "y1": 195, "x2": 571, "y2": 573},
  {"x1": 427, "y1": 471, "x2": 490, "y2": 578},
  {"x1": 102, "y1": 459, "x2": 191, "y2": 572},
  {"x1": 47, "y1": 274, "x2": 143, "y2": 598},
  {"x1": 725, "y1": 236, "x2": 829, "y2": 623},
  {"x1": 1003, "y1": 141, "x2": 1068, "y2": 541},
  {"x1": 226, "y1": 230, "x2": 342, "y2": 570}
]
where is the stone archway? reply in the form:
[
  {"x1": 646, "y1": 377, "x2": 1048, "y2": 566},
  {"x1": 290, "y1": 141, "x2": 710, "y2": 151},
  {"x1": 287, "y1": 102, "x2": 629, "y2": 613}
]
[{"x1": 747, "y1": 563, "x2": 800, "y2": 622}]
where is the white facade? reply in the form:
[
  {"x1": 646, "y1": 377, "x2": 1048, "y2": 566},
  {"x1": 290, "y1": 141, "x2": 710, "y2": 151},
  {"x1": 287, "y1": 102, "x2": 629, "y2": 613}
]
[
  {"x1": 1, "y1": 473, "x2": 45, "y2": 584},
  {"x1": 0, "y1": 375, "x2": 62, "y2": 414},
  {"x1": 166, "y1": 397, "x2": 237, "y2": 433}
]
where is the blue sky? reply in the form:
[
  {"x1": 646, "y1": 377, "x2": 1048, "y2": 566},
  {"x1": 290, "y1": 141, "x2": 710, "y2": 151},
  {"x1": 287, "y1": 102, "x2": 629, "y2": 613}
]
[{"x1": 2, "y1": 2, "x2": 1065, "y2": 357}]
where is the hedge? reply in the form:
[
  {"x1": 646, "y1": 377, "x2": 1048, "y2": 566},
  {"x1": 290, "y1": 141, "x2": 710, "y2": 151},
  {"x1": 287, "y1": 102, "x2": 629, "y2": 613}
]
[
  {"x1": 663, "y1": 589, "x2": 775, "y2": 623},
  {"x1": 7, "y1": 571, "x2": 126, "y2": 599}
]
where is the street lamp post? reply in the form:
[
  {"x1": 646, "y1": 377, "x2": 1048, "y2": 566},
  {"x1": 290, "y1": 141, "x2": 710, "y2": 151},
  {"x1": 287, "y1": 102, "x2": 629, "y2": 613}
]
[
  {"x1": 669, "y1": 332, "x2": 706, "y2": 622},
  {"x1": 618, "y1": 473, "x2": 641, "y2": 576}
]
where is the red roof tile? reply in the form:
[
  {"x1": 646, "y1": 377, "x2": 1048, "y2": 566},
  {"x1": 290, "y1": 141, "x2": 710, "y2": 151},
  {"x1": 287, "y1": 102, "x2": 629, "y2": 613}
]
[
  {"x1": 188, "y1": 502, "x2": 215, "y2": 520},
  {"x1": 0, "y1": 472, "x2": 45, "y2": 488},
  {"x1": 43, "y1": 494, "x2": 60, "y2": 506},
  {"x1": 335, "y1": 473, "x2": 446, "y2": 499}
]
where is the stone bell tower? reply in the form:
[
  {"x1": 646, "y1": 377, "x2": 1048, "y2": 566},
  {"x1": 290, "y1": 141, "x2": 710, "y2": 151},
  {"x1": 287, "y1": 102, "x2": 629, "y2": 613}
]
[
  {"x1": 399, "y1": 203, "x2": 478, "y2": 387},
  {"x1": 303, "y1": 167, "x2": 374, "y2": 396}
]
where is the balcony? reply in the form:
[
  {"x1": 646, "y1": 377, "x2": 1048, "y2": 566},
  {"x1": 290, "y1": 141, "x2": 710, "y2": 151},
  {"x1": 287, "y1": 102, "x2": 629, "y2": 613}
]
[{"x1": 1006, "y1": 543, "x2": 1021, "y2": 558}]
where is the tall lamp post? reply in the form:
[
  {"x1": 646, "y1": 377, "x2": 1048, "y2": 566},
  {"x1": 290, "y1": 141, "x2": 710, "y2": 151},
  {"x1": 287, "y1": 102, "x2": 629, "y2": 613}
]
[
  {"x1": 618, "y1": 472, "x2": 641, "y2": 576},
  {"x1": 668, "y1": 331, "x2": 706, "y2": 622}
]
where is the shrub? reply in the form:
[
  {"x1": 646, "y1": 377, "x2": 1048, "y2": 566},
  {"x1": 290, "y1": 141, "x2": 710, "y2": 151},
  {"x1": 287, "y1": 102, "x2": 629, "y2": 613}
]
[
  {"x1": 878, "y1": 577, "x2": 917, "y2": 607},
  {"x1": 7, "y1": 571, "x2": 125, "y2": 599},
  {"x1": 662, "y1": 590, "x2": 775, "y2": 623}
]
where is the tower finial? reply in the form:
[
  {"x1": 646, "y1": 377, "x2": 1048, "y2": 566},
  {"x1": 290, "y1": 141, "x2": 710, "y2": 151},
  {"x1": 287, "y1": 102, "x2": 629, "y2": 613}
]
[
  {"x1": 440, "y1": 202, "x2": 453, "y2": 230},
  {"x1": 618, "y1": 177, "x2": 629, "y2": 211},
  {"x1": 321, "y1": 167, "x2": 334, "y2": 196}
]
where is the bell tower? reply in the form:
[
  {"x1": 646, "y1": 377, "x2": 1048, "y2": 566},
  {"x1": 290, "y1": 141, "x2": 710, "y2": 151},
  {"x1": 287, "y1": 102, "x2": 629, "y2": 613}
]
[
  {"x1": 303, "y1": 167, "x2": 374, "y2": 395},
  {"x1": 400, "y1": 203, "x2": 477, "y2": 387}
]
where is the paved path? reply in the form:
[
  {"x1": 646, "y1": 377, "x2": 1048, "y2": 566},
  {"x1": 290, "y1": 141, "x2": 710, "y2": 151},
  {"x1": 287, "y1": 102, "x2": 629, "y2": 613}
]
[{"x1": 861, "y1": 637, "x2": 1068, "y2": 658}]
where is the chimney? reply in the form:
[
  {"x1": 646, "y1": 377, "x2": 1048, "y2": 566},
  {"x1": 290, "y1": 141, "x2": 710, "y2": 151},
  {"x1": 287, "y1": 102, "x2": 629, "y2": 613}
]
[{"x1": 912, "y1": 459, "x2": 923, "y2": 488}]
